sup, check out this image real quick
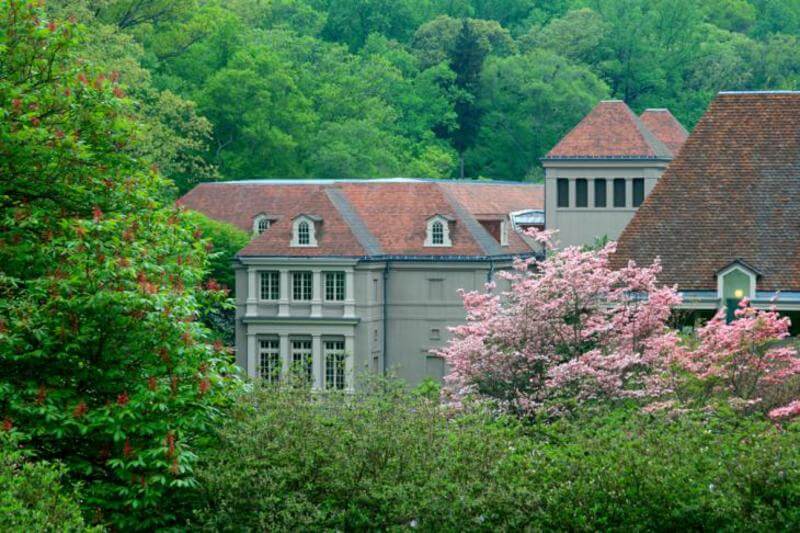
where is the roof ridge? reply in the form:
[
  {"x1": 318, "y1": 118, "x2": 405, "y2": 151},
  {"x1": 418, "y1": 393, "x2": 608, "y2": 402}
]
[
  {"x1": 324, "y1": 187, "x2": 383, "y2": 256},
  {"x1": 437, "y1": 184, "x2": 503, "y2": 256},
  {"x1": 627, "y1": 105, "x2": 673, "y2": 158}
]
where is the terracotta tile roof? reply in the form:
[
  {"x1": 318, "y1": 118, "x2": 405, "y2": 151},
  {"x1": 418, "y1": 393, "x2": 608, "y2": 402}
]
[
  {"x1": 177, "y1": 179, "x2": 544, "y2": 258},
  {"x1": 178, "y1": 184, "x2": 366, "y2": 257},
  {"x1": 639, "y1": 109, "x2": 689, "y2": 155},
  {"x1": 613, "y1": 91, "x2": 800, "y2": 291},
  {"x1": 544, "y1": 100, "x2": 673, "y2": 160},
  {"x1": 439, "y1": 182, "x2": 544, "y2": 216}
]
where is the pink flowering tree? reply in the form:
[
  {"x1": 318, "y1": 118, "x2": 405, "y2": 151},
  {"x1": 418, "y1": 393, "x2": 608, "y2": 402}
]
[
  {"x1": 672, "y1": 302, "x2": 800, "y2": 419},
  {"x1": 437, "y1": 231, "x2": 682, "y2": 415}
]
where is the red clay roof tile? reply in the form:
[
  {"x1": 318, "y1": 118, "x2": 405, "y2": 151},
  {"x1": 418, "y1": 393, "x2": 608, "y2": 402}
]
[
  {"x1": 545, "y1": 100, "x2": 673, "y2": 159},
  {"x1": 639, "y1": 109, "x2": 689, "y2": 155},
  {"x1": 613, "y1": 92, "x2": 800, "y2": 291},
  {"x1": 177, "y1": 180, "x2": 544, "y2": 258}
]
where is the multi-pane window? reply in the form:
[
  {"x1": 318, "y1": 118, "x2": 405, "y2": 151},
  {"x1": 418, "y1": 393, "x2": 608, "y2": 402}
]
[
  {"x1": 297, "y1": 221, "x2": 310, "y2": 245},
  {"x1": 575, "y1": 179, "x2": 588, "y2": 208},
  {"x1": 613, "y1": 178, "x2": 627, "y2": 208},
  {"x1": 431, "y1": 221, "x2": 444, "y2": 245},
  {"x1": 259, "y1": 339, "x2": 280, "y2": 383},
  {"x1": 324, "y1": 340, "x2": 346, "y2": 390},
  {"x1": 292, "y1": 271, "x2": 312, "y2": 301},
  {"x1": 291, "y1": 339, "x2": 313, "y2": 384},
  {"x1": 257, "y1": 218, "x2": 270, "y2": 234},
  {"x1": 325, "y1": 271, "x2": 345, "y2": 301},
  {"x1": 594, "y1": 179, "x2": 607, "y2": 207},
  {"x1": 557, "y1": 178, "x2": 569, "y2": 207},
  {"x1": 632, "y1": 178, "x2": 645, "y2": 207},
  {"x1": 260, "y1": 271, "x2": 279, "y2": 300}
]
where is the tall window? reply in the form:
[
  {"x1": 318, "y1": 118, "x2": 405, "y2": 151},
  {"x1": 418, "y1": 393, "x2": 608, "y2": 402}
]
[
  {"x1": 259, "y1": 339, "x2": 280, "y2": 383},
  {"x1": 292, "y1": 271, "x2": 312, "y2": 301},
  {"x1": 431, "y1": 221, "x2": 444, "y2": 245},
  {"x1": 575, "y1": 179, "x2": 588, "y2": 208},
  {"x1": 291, "y1": 339, "x2": 313, "y2": 384},
  {"x1": 260, "y1": 271, "x2": 279, "y2": 300},
  {"x1": 613, "y1": 178, "x2": 626, "y2": 208},
  {"x1": 325, "y1": 272, "x2": 345, "y2": 301},
  {"x1": 557, "y1": 178, "x2": 569, "y2": 208},
  {"x1": 632, "y1": 178, "x2": 645, "y2": 207},
  {"x1": 594, "y1": 179, "x2": 607, "y2": 207},
  {"x1": 297, "y1": 221, "x2": 310, "y2": 245},
  {"x1": 324, "y1": 339, "x2": 346, "y2": 390}
]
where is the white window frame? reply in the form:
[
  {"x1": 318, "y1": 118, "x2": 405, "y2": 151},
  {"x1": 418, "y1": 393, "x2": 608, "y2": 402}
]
[
  {"x1": 259, "y1": 271, "x2": 280, "y2": 301},
  {"x1": 424, "y1": 215, "x2": 452, "y2": 247},
  {"x1": 324, "y1": 339, "x2": 347, "y2": 390},
  {"x1": 253, "y1": 214, "x2": 272, "y2": 236},
  {"x1": 259, "y1": 338, "x2": 281, "y2": 383},
  {"x1": 291, "y1": 215, "x2": 318, "y2": 247},
  {"x1": 292, "y1": 271, "x2": 313, "y2": 301},
  {"x1": 290, "y1": 339, "x2": 313, "y2": 384},
  {"x1": 324, "y1": 271, "x2": 345, "y2": 302},
  {"x1": 716, "y1": 263, "x2": 757, "y2": 301}
]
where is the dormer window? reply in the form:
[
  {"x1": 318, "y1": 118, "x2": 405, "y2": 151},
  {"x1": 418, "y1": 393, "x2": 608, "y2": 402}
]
[
  {"x1": 432, "y1": 221, "x2": 444, "y2": 244},
  {"x1": 291, "y1": 214, "x2": 320, "y2": 247},
  {"x1": 425, "y1": 214, "x2": 453, "y2": 247},
  {"x1": 252, "y1": 213, "x2": 277, "y2": 236},
  {"x1": 298, "y1": 221, "x2": 310, "y2": 244},
  {"x1": 716, "y1": 259, "x2": 760, "y2": 322}
]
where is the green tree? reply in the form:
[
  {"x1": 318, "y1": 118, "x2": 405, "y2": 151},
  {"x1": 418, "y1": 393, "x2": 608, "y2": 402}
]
[
  {"x1": 451, "y1": 19, "x2": 488, "y2": 178},
  {"x1": 468, "y1": 49, "x2": 609, "y2": 179},
  {"x1": 0, "y1": 2, "x2": 238, "y2": 528}
]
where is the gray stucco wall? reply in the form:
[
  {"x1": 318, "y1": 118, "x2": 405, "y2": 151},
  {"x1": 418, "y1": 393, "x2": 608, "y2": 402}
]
[
  {"x1": 233, "y1": 257, "x2": 514, "y2": 388},
  {"x1": 543, "y1": 159, "x2": 669, "y2": 248}
]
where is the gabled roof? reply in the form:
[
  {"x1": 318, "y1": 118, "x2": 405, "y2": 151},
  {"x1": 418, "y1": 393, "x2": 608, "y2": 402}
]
[
  {"x1": 639, "y1": 109, "x2": 689, "y2": 155},
  {"x1": 613, "y1": 91, "x2": 800, "y2": 291},
  {"x1": 544, "y1": 100, "x2": 674, "y2": 160},
  {"x1": 177, "y1": 179, "x2": 544, "y2": 258}
]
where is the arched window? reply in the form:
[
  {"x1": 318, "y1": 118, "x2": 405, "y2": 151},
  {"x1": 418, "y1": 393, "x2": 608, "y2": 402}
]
[
  {"x1": 425, "y1": 215, "x2": 452, "y2": 247},
  {"x1": 291, "y1": 215, "x2": 318, "y2": 247},
  {"x1": 252, "y1": 214, "x2": 273, "y2": 236},
  {"x1": 431, "y1": 221, "x2": 444, "y2": 245},
  {"x1": 298, "y1": 221, "x2": 310, "y2": 245}
]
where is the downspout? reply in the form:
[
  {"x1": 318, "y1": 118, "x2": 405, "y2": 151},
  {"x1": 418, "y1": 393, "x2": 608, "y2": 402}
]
[
  {"x1": 487, "y1": 257, "x2": 495, "y2": 284},
  {"x1": 382, "y1": 261, "x2": 390, "y2": 375}
]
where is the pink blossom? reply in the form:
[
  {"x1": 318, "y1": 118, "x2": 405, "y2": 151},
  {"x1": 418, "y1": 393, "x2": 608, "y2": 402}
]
[
  {"x1": 769, "y1": 400, "x2": 800, "y2": 420},
  {"x1": 437, "y1": 233, "x2": 681, "y2": 415}
]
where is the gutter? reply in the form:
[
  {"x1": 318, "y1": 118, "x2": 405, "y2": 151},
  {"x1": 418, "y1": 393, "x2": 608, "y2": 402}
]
[
  {"x1": 236, "y1": 252, "x2": 540, "y2": 264},
  {"x1": 382, "y1": 261, "x2": 390, "y2": 375}
]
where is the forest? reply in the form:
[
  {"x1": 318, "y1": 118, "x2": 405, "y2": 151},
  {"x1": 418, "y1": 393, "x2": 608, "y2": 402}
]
[{"x1": 48, "y1": 0, "x2": 800, "y2": 189}]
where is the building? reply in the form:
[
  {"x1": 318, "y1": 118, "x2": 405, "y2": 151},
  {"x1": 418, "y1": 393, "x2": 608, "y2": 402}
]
[
  {"x1": 178, "y1": 179, "x2": 544, "y2": 388},
  {"x1": 542, "y1": 100, "x2": 687, "y2": 247},
  {"x1": 613, "y1": 91, "x2": 800, "y2": 326}
]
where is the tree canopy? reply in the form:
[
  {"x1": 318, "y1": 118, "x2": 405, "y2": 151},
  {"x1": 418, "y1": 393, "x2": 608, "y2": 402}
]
[{"x1": 41, "y1": 0, "x2": 800, "y2": 186}]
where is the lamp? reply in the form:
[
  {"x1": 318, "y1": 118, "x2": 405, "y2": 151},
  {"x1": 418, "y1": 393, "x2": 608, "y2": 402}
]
[{"x1": 733, "y1": 289, "x2": 744, "y2": 299}]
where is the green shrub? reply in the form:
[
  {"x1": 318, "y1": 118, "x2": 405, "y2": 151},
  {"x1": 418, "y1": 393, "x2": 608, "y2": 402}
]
[
  {"x1": 523, "y1": 409, "x2": 800, "y2": 531},
  {"x1": 0, "y1": 438, "x2": 95, "y2": 532},
  {"x1": 189, "y1": 380, "x2": 529, "y2": 531},
  {"x1": 189, "y1": 382, "x2": 800, "y2": 531}
]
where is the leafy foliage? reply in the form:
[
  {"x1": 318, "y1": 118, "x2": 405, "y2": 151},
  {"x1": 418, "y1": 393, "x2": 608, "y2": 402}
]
[
  {"x1": 0, "y1": 2, "x2": 239, "y2": 528},
  {"x1": 46, "y1": 0, "x2": 800, "y2": 182},
  {"x1": 0, "y1": 436, "x2": 94, "y2": 532},
  {"x1": 188, "y1": 381, "x2": 800, "y2": 531}
]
